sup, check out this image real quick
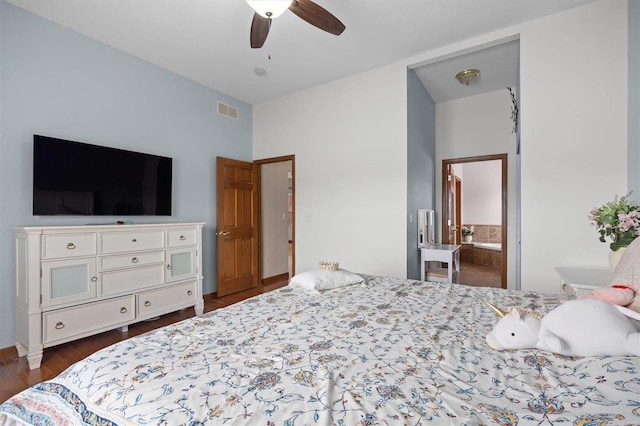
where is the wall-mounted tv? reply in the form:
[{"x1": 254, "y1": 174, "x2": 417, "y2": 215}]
[{"x1": 33, "y1": 135, "x2": 172, "y2": 216}]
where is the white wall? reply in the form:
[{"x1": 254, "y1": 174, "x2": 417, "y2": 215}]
[
  {"x1": 260, "y1": 161, "x2": 291, "y2": 278},
  {"x1": 436, "y1": 90, "x2": 516, "y2": 287},
  {"x1": 253, "y1": 63, "x2": 408, "y2": 277},
  {"x1": 253, "y1": 0, "x2": 628, "y2": 294},
  {"x1": 462, "y1": 160, "x2": 502, "y2": 225},
  {"x1": 518, "y1": 0, "x2": 627, "y2": 293}
]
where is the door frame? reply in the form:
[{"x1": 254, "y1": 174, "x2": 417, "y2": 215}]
[
  {"x1": 442, "y1": 153, "x2": 507, "y2": 288},
  {"x1": 254, "y1": 155, "x2": 295, "y2": 282},
  {"x1": 455, "y1": 177, "x2": 462, "y2": 244}
]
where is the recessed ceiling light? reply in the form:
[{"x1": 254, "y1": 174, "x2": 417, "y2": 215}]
[{"x1": 254, "y1": 67, "x2": 267, "y2": 77}]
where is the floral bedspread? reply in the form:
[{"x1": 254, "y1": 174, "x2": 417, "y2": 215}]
[{"x1": 1, "y1": 275, "x2": 639, "y2": 425}]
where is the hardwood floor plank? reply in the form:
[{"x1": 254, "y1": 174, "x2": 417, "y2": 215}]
[{"x1": 0, "y1": 282, "x2": 287, "y2": 403}]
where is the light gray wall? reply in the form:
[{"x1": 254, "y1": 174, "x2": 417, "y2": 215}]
[
  {"x1": 629, "y1": 0, "x2": 640, "y2": 196},
  {"x1": 406, "y1": 69, "x2": 435, "y2": 280},
  {"x1": 0, "y1": 1, "x2": 252, "y2": 349}
]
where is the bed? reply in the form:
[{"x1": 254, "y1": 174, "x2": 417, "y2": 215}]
[{"x1": 1, "y1": 274, "x2": 639, "y2": 425}]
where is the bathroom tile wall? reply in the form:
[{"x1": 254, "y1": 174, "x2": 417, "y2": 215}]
[{"x1": 465, "y1": 224, "x2": 501, "y2": 243}]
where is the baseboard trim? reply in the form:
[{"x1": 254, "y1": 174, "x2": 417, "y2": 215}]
[{"x1": 262, "y1": 273, "x2": 289, "y2": 286}]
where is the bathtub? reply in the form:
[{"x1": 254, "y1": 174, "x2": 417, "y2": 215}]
[
  {"x1": 474, "y1": 242, "x2": 501, "y2": 251},
  {"x1": 472, "y1": 242, "x2": 501, "y2": 269}
]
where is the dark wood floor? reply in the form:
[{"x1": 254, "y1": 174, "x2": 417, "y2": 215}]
[
  {"x1": 0, "y1": 281, "x2": 287, "y2": 404},
  {"x1": 459, "y1": 261, "x2": 502, "y2": 288}
]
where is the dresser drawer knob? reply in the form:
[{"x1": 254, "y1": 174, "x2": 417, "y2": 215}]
[
  {"x1": 66, "y1": 243, "x2": 76, "y2": 250},
  {"x1": 132, "y1": 238, "x2": 137, "y2": 243},
  {"x1": 180, "y1": 235, "x2": 186, "y2": 240},
  {"x1": 144, "y1": 301, "x2": 151, "y2": 307},
  {"x1": 120, "y1": 307, "x2": 128, "y2": 313},
  {"x1": 55, "y1": 322, "x2": 65, "y2": 329},
  {"x1": 131, "y1": 257, "x2": 139, "y2": 264},
  {"x1": 187, "y1": 290, "x2": 193, "y2": 295}
]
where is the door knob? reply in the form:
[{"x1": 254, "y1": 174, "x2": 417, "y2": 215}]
[{"x1": 216, "y1": 231, "x2": 230, "y2": 236}]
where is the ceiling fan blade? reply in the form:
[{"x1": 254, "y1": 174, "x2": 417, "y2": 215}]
[
  {"x1": 289, "y1": 0, "x2": 345, "y2": 36},
  {"x1": 250, "y1": 12, "x2": 271, "y2": 48}
]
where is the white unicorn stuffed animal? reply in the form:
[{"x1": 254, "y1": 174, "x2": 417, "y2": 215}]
[{"x1": 486, "y1": 298, "x2": 640, "y2": 357}]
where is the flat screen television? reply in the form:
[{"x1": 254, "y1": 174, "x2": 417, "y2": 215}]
[{"x1": 33, "y1": 135, "x2": 172, "y2": 216}]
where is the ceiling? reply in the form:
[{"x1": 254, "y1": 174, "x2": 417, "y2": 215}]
[
  {"x1": 6, "y1": 0, "x2": 596, "y2": 105},
  {"x1": 413, "y1": 40, "x2": 519, "y2": 103}
]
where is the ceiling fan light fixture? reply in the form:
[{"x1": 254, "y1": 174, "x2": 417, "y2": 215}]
[
  {"x1": 455, "y1": 69, "x2": 481, "y2": 86},
  {"x1": 246, "y1": 0, "x2": 293, "y2": 19}
]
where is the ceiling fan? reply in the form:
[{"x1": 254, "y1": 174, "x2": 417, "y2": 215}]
[{"x1": 247, "y1": 0, "x2": 345, "y2": 48}]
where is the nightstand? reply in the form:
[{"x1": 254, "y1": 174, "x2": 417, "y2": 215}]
[
  {"x1": 555, "y1": 267, "x2": 611, "y2": 298},
  {"x1": 421, "y1": 244, "x2": 460, "y2": 283}
]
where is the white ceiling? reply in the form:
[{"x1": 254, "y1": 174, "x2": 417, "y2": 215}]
[
  {"x1": 413, "y1": 40, "x2": 519, "y2": 103},
  {"x1": 6, "y1": 0, "x2": 596, "y2": 104}
]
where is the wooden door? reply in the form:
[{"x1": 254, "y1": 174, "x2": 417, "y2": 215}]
[
  {"x1": 455, "y1": 177, "x2": 462, "y2": 244},
  {"x1": 216, "y1": 157, "x2": 258, "y2": 296},
  {"x1": 443, "y1": 164, "x2": 457, "y2": 244}
]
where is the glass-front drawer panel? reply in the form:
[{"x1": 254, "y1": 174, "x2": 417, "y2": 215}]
[
  {"x1": 42, "y1": 258, "x2": 97, "y2": 308},
  {"x1": 166, "y1": 248, "x2": 196, "y2": 283},
  {"x1": 170, "y1": 252, "x2": 192, "y2": 276},
  {"x1": 42, "y1": 233, "x2": 97, "y2": 259},
  {"x1": 99, "y1": 230, "x2": 165, "y2": 254},
  {"x1": 51, "y1": 265, "x2": 87, "y2": 299}
]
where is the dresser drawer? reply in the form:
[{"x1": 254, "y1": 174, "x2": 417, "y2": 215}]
[
  {"x1": 100, "y1": 264, "x2": 165, "y2": 296},
  {"x1": 100, "y1": 251, "x2": 165, "y2": 270},
  {"x1": 137, "y1": 281, "x2": 197, "y2": 318},
  {"x1": 42, "y1": 234, "x2": 97, "y2": 259},
  {"x1": 43, "y1": 295, "x2": 135, "y2": 344},
  {"x1": 99, "y1": 230, "x2": 165, "y2": 254},
  {"x1": 167, "y1": 227, "x2": 197, "y2": 247}
]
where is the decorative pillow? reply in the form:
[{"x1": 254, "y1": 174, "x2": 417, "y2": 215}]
[
  {"x1": 609, "y1": 237, "x2": 640, "y2": 313},
  {"x1": 290, "y1": 269, "x2": 364, "y2": 292}
]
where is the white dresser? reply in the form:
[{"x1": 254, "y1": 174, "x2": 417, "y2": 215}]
[
  {"x1": 555, "y1": 266, "x2": 610, "y2": 297},
  {"x1": 14, "y1": 222, "x2": 204, "y2": 370}
]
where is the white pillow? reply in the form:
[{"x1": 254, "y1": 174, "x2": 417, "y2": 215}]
[{"x1": 290, "y1": 269, "x2": 364, "y2": 292}]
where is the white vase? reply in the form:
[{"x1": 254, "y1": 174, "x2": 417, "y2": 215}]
[
  {"x1": 464, "y1": 235, "x2": 473, "y2": 242},
  {"x1": 609, "y1": 247, "x2": 627, "y2": 271}
]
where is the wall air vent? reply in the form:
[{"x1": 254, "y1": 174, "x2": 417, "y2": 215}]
[{"x1": 217, "y1": 101, "x2": 239, "y2": 120}]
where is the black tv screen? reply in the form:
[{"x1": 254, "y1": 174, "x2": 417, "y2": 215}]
[{"x1": 33, "y1": 135, "x2": 172, "y2": 216}]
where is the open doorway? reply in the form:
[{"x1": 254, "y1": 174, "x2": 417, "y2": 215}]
[
  {"x1": 256, "y1": 155, "x2": 295, "y2": 286},
  {"x1": 442, "y1": 154, "x2": 506, "y2": 288}
]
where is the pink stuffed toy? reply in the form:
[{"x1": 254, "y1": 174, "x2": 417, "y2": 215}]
[{"x1": 579, "y1": 284, "x2": 636, "y2": 307}]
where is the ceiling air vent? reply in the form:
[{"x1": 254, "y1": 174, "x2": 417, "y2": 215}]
[{"x1": 217, "y1": 101, "x2": 238, "y2": 120}]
